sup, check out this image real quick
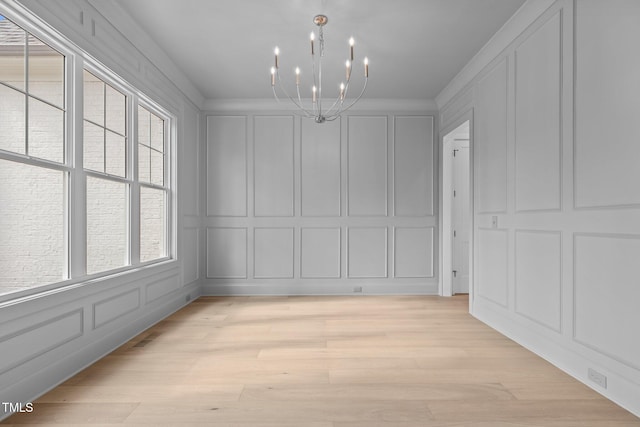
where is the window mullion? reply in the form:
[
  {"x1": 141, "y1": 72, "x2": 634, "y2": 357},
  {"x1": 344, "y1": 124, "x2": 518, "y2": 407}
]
[
  {"x1": 24, "y1": 30, "x2": 29, "y2": 156},
  {"x1": 102, "y1": 82, "x2": 107, "y2": 174},
  {"x1": 130, "y1": 96, "x2": 141, "y2": 266},
  {"x1": 68, "y1": 55, "x2": 86, "y2": 279}
]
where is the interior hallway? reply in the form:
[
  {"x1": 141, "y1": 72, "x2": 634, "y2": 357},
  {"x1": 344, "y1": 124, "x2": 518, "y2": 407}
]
[{"x1": 3, "y1": 295, "x2": 639, "y2": 426}]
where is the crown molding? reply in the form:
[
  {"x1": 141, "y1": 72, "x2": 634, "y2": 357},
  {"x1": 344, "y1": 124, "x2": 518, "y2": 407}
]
[
  {"x1": 435, "y1": 0, "x2": 555, "y2": 110},
  {"x1": 87, "y1": 0, "x2": 205, "y2": 109},
  {"x1": 203, "y1": 98, "x2": 437, "y2": 113}
]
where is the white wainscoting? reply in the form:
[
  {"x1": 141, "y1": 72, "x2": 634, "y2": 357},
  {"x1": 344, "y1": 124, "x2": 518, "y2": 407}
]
[
  {"x1": 1, "y1": 0, "x2": 202, "y2": 420},
  {"x1": 574, "y1": 0, "x2": 640, "y2": 209},
  {"x1": 574, "y1": 233, "x2": 640, "y2": 371},
  {"x1": 347, "y1": 116, "x2": 388, "y2": 217},
  {"x1": 439, "y1": 0, "x2": 640, "y2": 417},
  {"x1": 477, "y1": 228, "x2": 508, "y2": 307},
  {"x1": 301, "y1": 118, "x2": 342, "y2": 217},
  {"x1": 475, "y1": 58, "x2": 508, "y2": 214},
  {"x1": 254, "y1": 228, "x2": 295, "y2": 279},
  {"x1": 206, "y1": 116, "x2": 247, "y2": 217},
  {"x1": 347, "y1": 227, "x2": 388, "y2": 278},
  {"x1": 206, "y1": 227, "x2": 248, "y2": 279},
  {"x1": 394, "y1": 116, "x2": 435, "y2": 216},
  {"x1": 514, "y1": 11, "x2": 561, "y2": 213},
  {"x1": 515, "y1": 230, "x2": 562, "y2": 331},
  {"x1": 203, "y1": 111, "x2": 438, "y2": 295},
  {"x1": 254, "y1": 116, "x2": 295, "y2": 217}
]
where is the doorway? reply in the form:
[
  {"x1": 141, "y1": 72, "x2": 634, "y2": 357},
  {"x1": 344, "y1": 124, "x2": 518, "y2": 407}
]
[{"x1": 442, "y1": 120, "x2": 470, "y2": 295}]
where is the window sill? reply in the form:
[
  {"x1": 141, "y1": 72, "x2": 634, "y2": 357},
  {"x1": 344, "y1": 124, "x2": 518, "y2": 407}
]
[{"x1": 0, "y1": 258, "x2": 178, "y2": 308}]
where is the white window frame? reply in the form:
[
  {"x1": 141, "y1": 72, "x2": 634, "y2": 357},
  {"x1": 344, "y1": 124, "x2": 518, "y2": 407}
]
[
  {"x1": 135, "y1": 97, "x2": 173, "y2": 267},
  {"x1": 0, "y1": 3, "x2": 176, "y2": 304}
]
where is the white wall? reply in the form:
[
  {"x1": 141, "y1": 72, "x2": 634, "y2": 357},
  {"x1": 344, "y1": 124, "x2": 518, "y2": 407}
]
[
  {"x1": 202, "y1": 108, "x2": 438, "y2": 295},
  {"x1": 437, "y1": 0, "x2": 640, "y2": 416},
  {"x1": 0, "y1": 0, "x2": 201, "y2": 419}
]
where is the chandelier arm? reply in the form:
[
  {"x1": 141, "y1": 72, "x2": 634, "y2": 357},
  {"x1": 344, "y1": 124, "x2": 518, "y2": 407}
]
[
  {"x1": 324, "y1": 62, "x2": 355, "y2": 116},
  {"x1": 325, "y1": 78, "x2": 368, "y2": 119},
  {"x1": 317, "y1": 58, "x2": 323, "y2": 117},
  {"x1": 324, "y1": 75, "x2": 354, "y2": 118},
  {"x1": 276, "y1": 70, "x2": 315, "y2": 117},
  {"x1": 311, "y1": 44, "x2": 318, "y2": 101},
  {"x1": 322, "y1": 95, "x2": 344, "y2": 117},
  {"x1": 296, "y1": 84, "x2": 306, "y2": 112}
]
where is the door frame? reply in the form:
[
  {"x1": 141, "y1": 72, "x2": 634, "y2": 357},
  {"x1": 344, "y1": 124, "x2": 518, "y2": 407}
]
[{"x1": 438, "y1": 110, "x2": 474, "y2": 307}]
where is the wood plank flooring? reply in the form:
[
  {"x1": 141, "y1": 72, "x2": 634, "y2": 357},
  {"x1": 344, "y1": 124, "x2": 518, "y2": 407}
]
[{"x1": 3, "y1": 295, "x2": 640, "y2": 426}]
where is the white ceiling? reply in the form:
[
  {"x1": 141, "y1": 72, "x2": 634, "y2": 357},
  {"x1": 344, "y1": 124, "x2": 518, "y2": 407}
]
[{"x1": 113, "y1": 0, "x2": 526, "y2": 101}]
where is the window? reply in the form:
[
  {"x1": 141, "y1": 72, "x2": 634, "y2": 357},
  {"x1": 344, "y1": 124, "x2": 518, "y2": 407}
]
[
  {"x1": 138, "y1": 105, "x2": 168, "y2": 262},
  {"x1": 83, "y1": 70, "x2": 129, "y2": 274},
  {"x1": 0, "y1": 11, "x2": 173, "y2": 299},
  {"x1": 0, "y1": 14, "x2": 67, "y2": 290}
]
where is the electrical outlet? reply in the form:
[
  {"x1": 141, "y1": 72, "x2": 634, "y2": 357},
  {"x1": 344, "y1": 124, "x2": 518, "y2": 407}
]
[
  {"x1": 185, "y1": 294, "x2": 192, "y2": 303},
  {"x1": 353, "y1": 286, "x2": 363, "y2": 293},
  {"x1": 588, "y1": 368, "x2": 607, "y2": 389}
]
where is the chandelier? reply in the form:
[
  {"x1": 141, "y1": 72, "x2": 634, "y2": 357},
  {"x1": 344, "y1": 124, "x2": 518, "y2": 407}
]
[{"x1": 270, "y1": 14, "x2": 369, "y2": 123}]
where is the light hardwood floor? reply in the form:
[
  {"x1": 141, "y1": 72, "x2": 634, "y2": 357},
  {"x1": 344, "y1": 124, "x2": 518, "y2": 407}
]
[{"x1": 3, "y1": 295, "x2": 640, "y2": 426}]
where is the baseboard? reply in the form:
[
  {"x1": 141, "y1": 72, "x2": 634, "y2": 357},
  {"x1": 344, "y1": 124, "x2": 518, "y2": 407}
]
[
  {"x1": 201, "y1": 280, "x2": 439, "y2": 296},
  {"x1": 473, "y1": 302, "x2": 640, "y2": 418}
]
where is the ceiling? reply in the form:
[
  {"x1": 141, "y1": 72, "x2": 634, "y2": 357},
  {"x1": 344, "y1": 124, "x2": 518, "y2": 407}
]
[{"x1": 113, "y1": 0, "x2": 526, "y2": 101}]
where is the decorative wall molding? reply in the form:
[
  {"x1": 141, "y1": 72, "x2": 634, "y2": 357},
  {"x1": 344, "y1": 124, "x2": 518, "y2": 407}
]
[
  {"x1": 393, "y1": 116, "x2": 435, "y2": 217},
  {"x1": 204, "y1": 111, "x2": 438, "y2": 294},
  {"x1": 253, "y1": 228, "x2": 295, "y2": 279},
  {"x1": 85, "y1": 0, "x2": 205, "y2": 108},
  {"x1": 347, "y1": 227, "x2": 388, "y2": 278},
  {"x1": 0, "y1": 309, "x2": 83, "y2": 375},
  {"x1": 513, "y1": 11, "x2": 562, "y2": 213},
  {"x1": 436, "y1": 0, "x2": 555, "y2": 108},
  {"x1": 474, "y1": 58, "x2": 509, "y2": 215},
  {"x1": 347, "y1": 116, "x2": 389, "y2": 217},
  {"x1": 203, "y1": 98, "x2": 437, "y2": 113},
  {"x1": 514, "y1": 229, "x2": 562, "y2": 333},
  {"x1": 476, "y1": 228, "x2": 508, "y2": 307},
  {"x1": 93, "y1": 289, "x2": 140, "y2": 330},
  {"x1": 573, "y1": 232, "x2": 640, "y2": 371}
]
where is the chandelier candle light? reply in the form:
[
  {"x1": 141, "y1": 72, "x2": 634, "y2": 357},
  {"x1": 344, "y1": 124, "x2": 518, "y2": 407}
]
[{"x1": 270, "y1": 14, "x2": 369, "y2": 123}]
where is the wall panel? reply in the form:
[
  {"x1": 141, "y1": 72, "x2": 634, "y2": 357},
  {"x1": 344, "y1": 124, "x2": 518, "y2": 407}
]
[
  {"x1": 475, "y1": 59, "x2": 508, "y2": 213},
  {"x1": 574, "y1": 234, "x2": 640, "y2": 370},
  {"x1": 146, "y1": 274, "x2": 180, "y2": 303},
  {"x1": 93, "y1": 289, "x2": 140, "y2": 329},
  {"x1": 301, "y1": 228, "x2": 341, "y2": 278},
  {"x1": 515, "y1": 13, "x2": 561, "y2": 212},
  {"x1": 394, "y1": 227, "x2": 434, "y2": 278},
  {"x1": 182, "y1": 228, "x2": 199, "y2": 285},
  {"x1": 207, "y1": 228, "x2": 247, "y2": 278},
  {"x1": 348, "y1": 116, "x2": 388, "y2": 216},
  {"x1": 575, "y1": 0, "x2": 640, "y2": 208},
  {"x1": 394, "y1": 116, "x2": 434, "y2": 216},
  {"x1": 0, "y1": 310, "x2": 83, "y2": 375},
  {"x1": 477, "y1": 228, "x2": 508, "y2": 306},
  {"x1": 254, "y1": 116, "x2": 294, "y2": 217},
  {"x1": 515, "y1": 230, "x2": 561, "y2": 331},
  {"x1": 206, "y1": 116, "x2": 247, "y2": 216},
  {"x1": 254, "y1": 228, "x2": 294, "y2": 279},
  {"x1": 348, "y1": 227, "x2": 387, "y2": 278},
  {"x1": 181, "y1": 104, "x2": 200, "y2": 216},
  {"x1": 203, "y1": 112, "x2": 437, "y2": 295},
  {"x1": 301, "y1": 118, "x2": 341, "y2": 216}
]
